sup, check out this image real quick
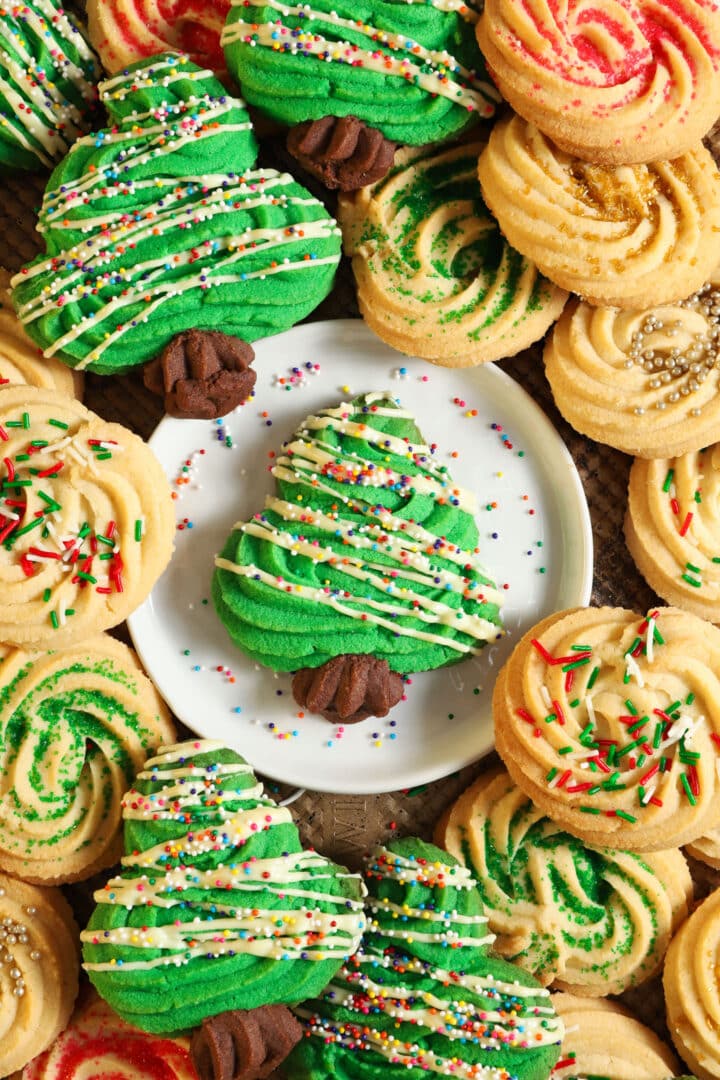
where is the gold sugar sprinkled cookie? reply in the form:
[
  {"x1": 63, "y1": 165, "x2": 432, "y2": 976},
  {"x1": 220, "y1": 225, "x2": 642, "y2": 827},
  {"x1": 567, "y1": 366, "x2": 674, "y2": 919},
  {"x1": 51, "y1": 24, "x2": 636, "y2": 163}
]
[
  {"x1": 0, "y1": 271, "x2": 79, "y2": 398},
  {"x1": 626, "y1": 446, "x2": 720, "y2": 622},
  {"x1": 477, "y1": 114, "x2": 720, "y2": 309},
  {"x1": 0, "y1": 386, "x2": 174, "y2": 648},
  {"x1": 665, "y1": 886, "x2": 720, "y2": 1079},
  {"x1": 544, "y1": 264, "x2": 720, "y2": 458},
  {"x1": 493, "y1": 606, "x2": 720, "y2": 852},
  {"x1": 0, "y1": 872, "x2": 79, "y2": 1077},
  {"x1": 436, "y1": 765, "x2": 692, "y2": 995}
]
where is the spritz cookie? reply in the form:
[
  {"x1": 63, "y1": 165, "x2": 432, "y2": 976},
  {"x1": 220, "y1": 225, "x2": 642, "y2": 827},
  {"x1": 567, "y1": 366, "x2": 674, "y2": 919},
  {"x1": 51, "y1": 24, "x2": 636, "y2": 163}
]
[
  {"x1": 338, "y1": 141, "x2": 567, "y2": 367},
  {"x1": 0, "y1": 872, "x2": 79, "y2": 1077},
  {"x1": 626, "y1": 446, "x2": 720, "y2": 622},
  {"x1": 665, "y1": 886, "x2": 720, "y2": 1079},
  {"x1": 436, "y1": 765, "x2": 693, "y2": 995},
  {"x1": 477, "y1": 114, "x2": 720, "y2": 309},
  {"x1": 686, "y1": 826, "x2": 720, "y2": 870},
  {"x1": 0, "y1": 634, "x2": 174, "y2": 884},
  {"x1": 0, "y1": 271, "x2": 78, "y2": 398},
  {"x1": 0, "y1": 386, "x2": 174, "y2": 648},
  {"x1": 544, "y1": 266, "x2": 720, "y2": 458},
  {"x1": 493, "y1": 606, "x2": 720, "y2": 852},
  {"x1": 476, "y1": 0, "x2": 720, "y2": 165}
]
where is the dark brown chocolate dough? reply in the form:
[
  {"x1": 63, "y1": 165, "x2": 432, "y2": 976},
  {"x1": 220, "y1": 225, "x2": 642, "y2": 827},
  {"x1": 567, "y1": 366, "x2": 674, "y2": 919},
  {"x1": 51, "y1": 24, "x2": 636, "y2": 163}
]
[
  {"x1": 292, "y1": 654, "x2": 404, "y2": 723},
  {"x1": 287, "y1": 115, "x2": 396, "y2": 191},
  {"x1": 144, "y1": 329, "x2": 256, "y2": 420},
  {"x1": 190, "y1": 1005, "x2": 302, "y2": 1080}
]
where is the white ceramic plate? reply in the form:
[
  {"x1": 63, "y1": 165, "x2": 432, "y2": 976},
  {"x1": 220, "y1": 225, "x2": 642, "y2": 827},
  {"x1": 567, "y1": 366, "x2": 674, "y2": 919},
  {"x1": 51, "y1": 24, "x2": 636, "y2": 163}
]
[{"x1": 129, "y1": 320, "x2": 593, "y2": 794}]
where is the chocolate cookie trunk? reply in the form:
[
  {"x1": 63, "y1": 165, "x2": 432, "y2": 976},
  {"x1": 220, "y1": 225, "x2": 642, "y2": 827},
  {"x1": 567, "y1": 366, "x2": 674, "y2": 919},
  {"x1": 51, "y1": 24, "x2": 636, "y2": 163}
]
[
  {"x1": 287, "y1": 116, "x2": 396, "y2": 191},
  {"x1": 144, "y1": 329, "x2": 256, "y2": 419},
  {"x1": 292, "y1": 655, "x2": 404, "y2": 723},
  {"x1": 191, "y1": 1005, "x2": 302, "y2": 1080}
]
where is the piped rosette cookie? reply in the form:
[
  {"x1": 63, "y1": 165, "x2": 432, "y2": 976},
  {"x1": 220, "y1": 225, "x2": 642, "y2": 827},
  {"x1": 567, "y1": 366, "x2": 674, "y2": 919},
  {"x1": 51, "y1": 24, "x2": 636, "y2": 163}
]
[
  {"x1": 476, "y1": 0, "x2": 720, "y2": 165},
  {"x1": 544, "y1": 265, "x2": 720, "y2": 458},
  {"x1": 0, "y1": 0, "x2": 100, "y2": 171},
  {"x1": 338, "y1": 141, "x2": 568, "y2": 367},
  {"x1": 0, "y1": 386, "x2": 174, "y2": 648},
  {"x1": 0, "y1": 270, "x2": 78, "y2": 398},
  {"x1": 493, "y1": 606, "x2": 720, "y2": 852},
  {"x1": 477, "y1": 114, "x2": 720, "y2": 309},
  {"x1": 0, "y1": 633, "x2": 174, "y2": 884},
  {"x1": 626, "y1": 446, "x2": 720, "y2": 622},
  {"x1": 686, "y1": 825, "x2": 720, "y2": 869},
  {"x1": 81, "y1": 739, "x2": 366, "y2": 1034},
  {"x1": 436, "y1": 766, "x2": 692, "y2": 995},
  {"x1": 287, "y1": 838, "x2": 564, "y2": 1080},
  {"x1": 0, "y1": 873, "x2": 79, "y2": 1077}
]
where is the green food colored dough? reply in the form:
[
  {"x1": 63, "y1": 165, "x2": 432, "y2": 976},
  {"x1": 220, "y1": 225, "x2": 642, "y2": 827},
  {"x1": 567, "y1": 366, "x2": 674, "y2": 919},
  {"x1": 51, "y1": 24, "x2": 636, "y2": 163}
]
[
  {"x1": 0, "y1": 0, "x2": 100, "y2": 170},
  {"x1": 222, "y1": 0, "x2": 500, "y2": 144},
  {"x1": 12, "y1": 53, "x2": 342, "y2": 374},
  {"x1": 212, "y1": 392, "x2": 503, "y2": 674},
  {"x1": 81, "y1": 739, "x2": 366, "y2": 1034},
  {"x1": 288, "y1": 837, "x2": 564, "y2": 1080}
]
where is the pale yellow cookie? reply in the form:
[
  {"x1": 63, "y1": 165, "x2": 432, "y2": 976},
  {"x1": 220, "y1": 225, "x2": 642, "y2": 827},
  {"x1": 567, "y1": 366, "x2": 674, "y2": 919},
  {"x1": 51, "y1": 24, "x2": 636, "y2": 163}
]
[
  {"x1": 665, "y1": 886, "x2": 720, "y2": 1079},
  {"x1": 686, "y1": 826, "x2": 720, "y2": 870},
  {"x1": 477, "y1": 114, "x2": 720, "y2": 309},
  {"x1": 553, "y1": 992, "x2": 680, "y2": 1078},
  {"x1": 626, "y1": 446, "x2": 720, "y2": 623},
  {"x1": 338, "y1": 141, "x2": 567, "y2": 367},
  {"x1": 0, "y1": 386, "x2": 175, "y2": 648},
  {"x1": 544, "y1": 265, "x2": 720, "y2": 458},
  {"x1": 0, "y1": 633, "x2": 174, "y2": 885},
  {"x1": 0, "y1": 271, "x2": 79, "y2": 398},
  {"x1": 493, "y1": 606, "x2": 720, "y2": 852},
  {"x1": 436, "y1": 765, "x2": 692, "y2": 995},
  {"x1": 0, "y1": 873, "x2": 79, "y2": 1077}
]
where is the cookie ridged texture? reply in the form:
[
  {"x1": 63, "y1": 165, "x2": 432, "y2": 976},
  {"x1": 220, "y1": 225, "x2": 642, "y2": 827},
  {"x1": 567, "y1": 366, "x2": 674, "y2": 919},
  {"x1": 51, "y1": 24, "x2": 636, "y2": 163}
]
[
  {"x1": 626, "y1": 446, "x2": 720, "y2": 622},
  {"x1": 289, "y1": 837, "x2": 563, "y2": 1080},
  {"x1": 664, "y1": 887, "x2": 720, "y2": 1079},
  {"x1": 339, "y1": 141, "x2": 567, "y2": 366},
  {"x1": 493, "y1": 606, "x2": 720, "y2": 852},
  {"x1": 436, "y1": 765, "x2": 692, "y2": 995},
  {"x1": 23, "y1": 990, "x2": 198, "y2": 1079},
  {"x1": 0, "y1": 0, "x2": 100, "y2": 171},
  {"x1": 0, "y1": 873, "x2": 79, "y2": 1076},
  {"x1": 11, "y1": 54, "x2": 341, "y2": 375},
  {"x1": 686, "y1": 825, "x2": 720, "y2": 869},
  {"x1": 222, "y1": 0, "x2": 499, "y2": 145},
  {"x1": 552, "y1": 993, "x2": 680, "y2": 1078},
  {"x1": 81, "y1": 739, "x2": 366, "y2": 1034},
  {"x1": 477, "y1": 114, "x2": 720, "y2": 309},
  {"x1": 0, "y1": 270, "x2": 78, "y2": 397},
  {"x1": 213, "y1": 392, "x2": 503, "y2": 674},
  {"x1": 0, "y1": 633, "x2": 174, "y2": 885},
  {"x1": 0, "y1": 385, "x2": 175, "y2": 648},
  {"x1": 476, "y1": 0, "x2": 720, "y2": 165},
  {"x1": 544, "y1": 265, "x2": 720, "y2": 458}
]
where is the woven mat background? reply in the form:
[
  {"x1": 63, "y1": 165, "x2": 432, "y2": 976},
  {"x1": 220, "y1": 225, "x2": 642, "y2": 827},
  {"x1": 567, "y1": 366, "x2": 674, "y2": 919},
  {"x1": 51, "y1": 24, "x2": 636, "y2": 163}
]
[{"x1": 3, "y1": 127, "x2": 720, "y2": 1063}]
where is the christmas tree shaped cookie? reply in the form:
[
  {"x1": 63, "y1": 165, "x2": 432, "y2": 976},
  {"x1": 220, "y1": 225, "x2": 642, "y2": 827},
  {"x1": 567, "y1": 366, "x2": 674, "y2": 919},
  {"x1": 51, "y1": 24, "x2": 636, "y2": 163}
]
[
  {"x1": 12, "y1": 53, "x2": 342, "y2": 380},
  {"x1": 213, "y1": 392, "x2": 504, "y2": 721},
  {"x1": 288, "y1": 838, "x2": 564, "y2": 1080},
  {"x1": 81, "y1": 739, "x2": 366, "y2": 1033}
]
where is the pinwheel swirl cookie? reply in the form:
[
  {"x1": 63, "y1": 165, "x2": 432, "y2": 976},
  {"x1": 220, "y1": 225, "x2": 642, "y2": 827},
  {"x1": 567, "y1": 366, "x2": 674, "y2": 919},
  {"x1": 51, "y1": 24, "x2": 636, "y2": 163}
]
[
  {"x1": 477, "y1": 114, "x2": 720, "y2": 309},
  {"x1": 0, "y1": 633, "x2": 174, "y2": 884},
  {"x1": 0, "y1": 386, "x2": 174, "y2": 648},
  {"x1": 493, "y1": 606, "x2": 720, "y2": 852},
  {"x1": 289, "y1": 839, "x2": 564, "y2": 1080},
  {"x1": 436, "y1": 766, "x2": 692, "y2": 995},
  {"x1": 11, "y1": 54, "x2": 342, "y2": 376},
  {"x1": 665, "y1": 886, "x2": 720, "y2": 1079},
  {"x1": 544, "y1": 265, "x2": 720, "y2": 458},
  {"x1": 82, "y1": 739, "x2": 366, "y2": 1033},
  {"x1": 338, "y1": 142, "x2": 567, "y2": 367},
  {"x1": 0, "y1": 873, "x2": 79, "y2": 1077},
  {"x1": 0, "y1": 271, "x2": 78, "y2": 398},
  {"x1": 476, "y1": 0, "x2": 720, "y2": 165}
]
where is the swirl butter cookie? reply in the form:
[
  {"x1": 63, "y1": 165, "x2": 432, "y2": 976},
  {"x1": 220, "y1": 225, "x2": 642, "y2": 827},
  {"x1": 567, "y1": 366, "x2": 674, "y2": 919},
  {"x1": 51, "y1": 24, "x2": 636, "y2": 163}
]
[
  {"x1": 0, "y1": 634, "x2": 174, "y2": 885},
  {"x1": 476, "y1": 0, "x2": 720, "y2": 165},
  {"x1": 553, "y1": 993, "x2": 680, "y2": 1078},
  {"x1": 0, "y1": 873, "x2": 79, "y2": 1077},
  {"x1": 665, "y1": 887, "x2": 720, "y2": 1079},
  {"x1": 0, "y1": 386, "x2": 174, "y2": 648},
  {"x1": 493, "y1": 606, "x2": 720, "y2": 852},
  {"x1": 436, "y1": 766, "x2": 693, "y2": 995},
  {"x1": 686, "y1": 826, "x2": 720, "y2": 869},
  {"x1": 477, "y1": 114, "x2": 720, "y2": 309},
  {"x1": 626, "y1": 446, "x2": 720, "y2": 622},
  {"x1": 544, "y1": 266, "x2": 720, "y2": 458},
  {"x1": 338, "y1": 141, "x2": 567, "y2": 367},
  {"x1": 0, "y1": 271, "x2": 78, "y2": 398}
]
